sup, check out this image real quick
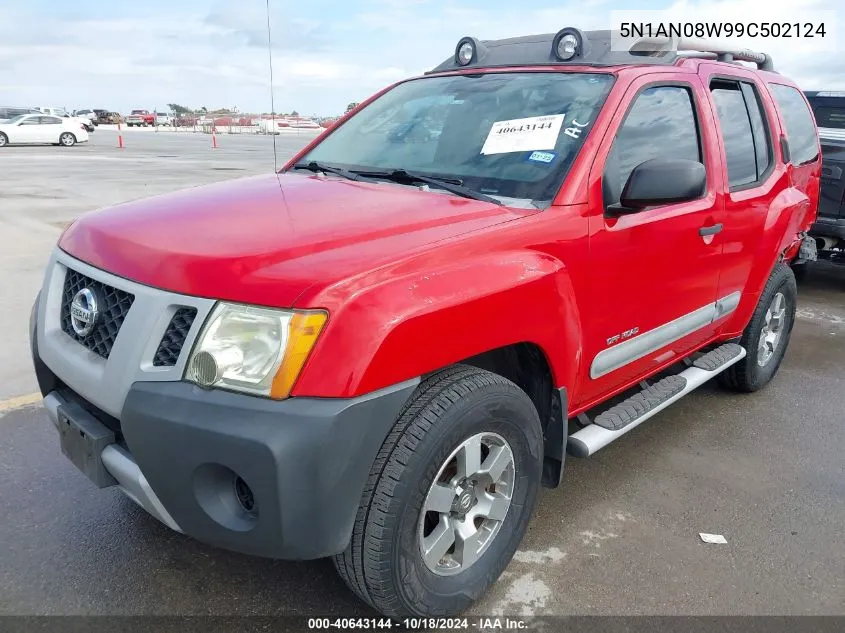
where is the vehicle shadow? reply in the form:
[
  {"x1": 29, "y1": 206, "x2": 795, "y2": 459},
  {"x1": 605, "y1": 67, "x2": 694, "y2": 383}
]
[
  {"x1": 113, "y1": 495, "x2": 379, "y2": 616},
  {"x1": 795, "y1": 260, "x2": 845, "y2": 293}
]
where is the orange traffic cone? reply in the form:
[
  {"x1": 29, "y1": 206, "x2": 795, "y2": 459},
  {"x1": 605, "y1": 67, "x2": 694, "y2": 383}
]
[
  {"x1": 212, "y1": 126, "x2": 218, "y2": 149},
  {"x1": 117, "y1": 121, "x2": 124, "y2": 149}
]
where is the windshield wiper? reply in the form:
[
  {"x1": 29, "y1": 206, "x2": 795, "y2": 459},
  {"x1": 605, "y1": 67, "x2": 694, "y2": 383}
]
[
  {"x1": 354, "y1": 169, "x2": 503, "y2": 206},
  {"x1": 292, "y1": 161, "x2": 367, "y2": 182}
]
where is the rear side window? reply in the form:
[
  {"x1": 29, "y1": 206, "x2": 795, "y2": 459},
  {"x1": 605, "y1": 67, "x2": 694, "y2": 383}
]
[
  {"x1": 710, "y1": 80, "x2": 772, "y2": 188},
  {"x1": 604, "y1": 85, "x2": 701, "y2": 206},
  {"x1": 769, "y1": 84, "x2": 819, "y2": 165}
]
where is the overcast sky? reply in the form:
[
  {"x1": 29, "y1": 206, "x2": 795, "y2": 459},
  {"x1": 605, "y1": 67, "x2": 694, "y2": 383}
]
[{"x1": 0, "y1": 0, "x2": 840, "y2": 116}]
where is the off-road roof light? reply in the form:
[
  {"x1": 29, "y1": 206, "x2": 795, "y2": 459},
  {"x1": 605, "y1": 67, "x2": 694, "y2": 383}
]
[
  {"x1": 552, "y1": 28, "x2": 587, "y2": 62},
  {"x1": 454, "y1": 36, "x2": 488, "y2": 67}
]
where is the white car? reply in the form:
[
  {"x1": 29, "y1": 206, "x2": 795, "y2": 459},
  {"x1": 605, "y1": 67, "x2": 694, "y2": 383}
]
[
  {"x1": 36, "y1": 106, "x2": 95, "y2": 132},
  {"x1": 0, "y1": 114, "x2": 89, "y2": 147}
]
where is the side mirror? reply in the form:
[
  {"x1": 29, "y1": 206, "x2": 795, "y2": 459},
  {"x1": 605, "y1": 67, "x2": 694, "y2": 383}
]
[{"x1": 613, "y1": 158, "x2": 706, "y2": 213}]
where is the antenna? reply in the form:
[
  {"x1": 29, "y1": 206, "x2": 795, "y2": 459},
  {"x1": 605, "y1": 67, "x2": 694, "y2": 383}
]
[{"x1": 266, "y1": 0, "x2": 278, "y2": 171}]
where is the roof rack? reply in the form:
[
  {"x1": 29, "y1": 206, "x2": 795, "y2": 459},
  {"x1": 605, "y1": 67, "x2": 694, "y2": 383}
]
[
  {"x1": 426, "y1": 29, "x2": 774, "y2": 74},
  {"x1": 630, "y1": 36, "x2": 774, "y2": 71},
  {"x1": 428, "y1": 30, "x2": 677, "y2": 74}
]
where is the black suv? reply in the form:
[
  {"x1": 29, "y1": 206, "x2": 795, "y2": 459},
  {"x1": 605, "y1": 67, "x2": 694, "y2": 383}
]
[{"x1": 803, "y1": 91, "x2": 845, "y2": 269}]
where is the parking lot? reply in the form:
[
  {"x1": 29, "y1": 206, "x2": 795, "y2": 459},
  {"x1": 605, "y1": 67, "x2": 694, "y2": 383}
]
[{"x1": 1, "y1": 129, "x2": 844, "y2": 618}]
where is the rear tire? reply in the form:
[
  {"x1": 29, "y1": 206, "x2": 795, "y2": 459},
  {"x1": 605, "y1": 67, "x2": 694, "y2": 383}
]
[
  {"x1": 0, "y1": 132, "x2": 7, "y2": 147},
  {"x1": 334, "y1": 365, "x2": 543, "y2": 618},
  {"x1": 719, "y1": 263, "x2": 797, "y2": 392},
  {"x1": 59, "y1": 132, "x2": 76, "y2": 147}
]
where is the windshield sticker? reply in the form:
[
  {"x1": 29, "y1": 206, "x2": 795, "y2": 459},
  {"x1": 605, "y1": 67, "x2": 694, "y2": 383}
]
[
  {"x1": 527, "y1": 150, "x2": 557, "y2": 164},
  {"x1": 563, "y1": 119, "x2": 591, "y2": 140},
  {"x1": 481, "y1": 114, "x2": 565, "y2": 155}
]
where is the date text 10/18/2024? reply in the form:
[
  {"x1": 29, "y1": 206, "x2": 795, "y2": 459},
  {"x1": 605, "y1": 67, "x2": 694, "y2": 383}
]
[{"x1": 307, "y1": 617, "x2": 530, "y2": 630}]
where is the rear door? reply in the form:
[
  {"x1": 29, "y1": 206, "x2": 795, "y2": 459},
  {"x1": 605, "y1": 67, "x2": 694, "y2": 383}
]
[
  {"x1": 697, "y1": 65, "x2": 782, "y2": 302},
  {"x1": 38, "y1": 116, "x2": 64, "y2": 142}
]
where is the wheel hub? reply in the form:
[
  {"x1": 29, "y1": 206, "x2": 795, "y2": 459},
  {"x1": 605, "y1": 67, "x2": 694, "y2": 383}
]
[
  {"x1": 418, "y1": 432, "x2": 515, "y2": 576},
  {"x1": 453, "y1": 484, "x2": 475, "y2": 515},
  {"x1": 758, "y1": 291, "x2": 787, "y2": 367}
]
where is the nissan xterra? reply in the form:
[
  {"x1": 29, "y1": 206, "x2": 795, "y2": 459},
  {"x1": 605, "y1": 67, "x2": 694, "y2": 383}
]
[{"x1": 30, "y1": 29, "x2": 820, "y2": 617}]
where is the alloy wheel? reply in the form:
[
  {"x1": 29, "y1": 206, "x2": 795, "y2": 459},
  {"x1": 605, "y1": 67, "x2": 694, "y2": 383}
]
[
  {"x1": 418, "y1": 432, "x2": 515, "y2": 576},
  {"x1": 758, "y1": 291, "x2": 786, "y2": 367}
]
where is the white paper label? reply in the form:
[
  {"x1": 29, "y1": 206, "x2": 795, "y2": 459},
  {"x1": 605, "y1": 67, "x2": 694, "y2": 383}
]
[
  {"x1": 699, "y1": 533, "x2": 728, "y2": 544},
  {"x1": 481, "y1": 114, "x2": 565, "y2": 155}
]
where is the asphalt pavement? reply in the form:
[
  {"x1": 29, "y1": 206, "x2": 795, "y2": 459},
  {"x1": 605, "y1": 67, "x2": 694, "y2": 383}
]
[
  {"x1": 1, "y1": 130, "x2": 843, "y2": 618},
  {"x1": 0, "y1": 128, "x2": 315, "y2": 400}
]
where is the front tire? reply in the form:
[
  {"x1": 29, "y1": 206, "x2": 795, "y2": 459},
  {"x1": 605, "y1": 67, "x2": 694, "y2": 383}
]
[
  {"x1": 720, "y1": 263, "x2": 797, "y2": 392},
  {"x1": 59, "y1": 132, "x2": 76, "y2": 147},
  {"x1": 334, "y1": 366, "x2": 543, "y2": 618},
  {"x1": 0, "y1": 132, "x2": 7, "y2": 147}
]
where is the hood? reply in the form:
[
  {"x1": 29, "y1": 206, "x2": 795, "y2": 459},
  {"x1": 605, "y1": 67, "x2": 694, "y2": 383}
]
[{"x1": 59, "y1": 172, "x2": 527, "y2": 307}]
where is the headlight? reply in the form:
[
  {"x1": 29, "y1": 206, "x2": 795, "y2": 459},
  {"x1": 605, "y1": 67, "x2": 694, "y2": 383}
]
[{"x1": 185, "y1": 303, "x2": 327, "y2": 399}]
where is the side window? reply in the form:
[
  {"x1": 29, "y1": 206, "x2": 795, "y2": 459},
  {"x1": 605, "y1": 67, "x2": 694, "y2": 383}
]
[
  {"x1": 604, "y1": 85, "x2": 701, "y2": 207},
  {"x1": 710, "y1": 80, "x2": 772, "y2": 188},
  {"x1": 41, "y1": 116, "x2": 62, "y2": 125},
  {"x1": 741, "y1": 83, "x2": 772, "y2": 178},
  {"x1": 769, "y1": 84, "x2": 819, "y2": 165},
  {"x1": 20, "y1": 117, "x2": 40, "y2": 125}
]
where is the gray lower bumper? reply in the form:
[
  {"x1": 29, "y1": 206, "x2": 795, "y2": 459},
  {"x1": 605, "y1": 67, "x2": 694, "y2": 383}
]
[
  {"x1": 33, "y1": 286, "x2": 420, "y2": 560},
  {"x1": 43, "y1": 391, "x2": 182, "y2": 532}
]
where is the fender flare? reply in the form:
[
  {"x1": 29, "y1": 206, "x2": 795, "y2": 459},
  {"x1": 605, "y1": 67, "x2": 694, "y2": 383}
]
[{"x1": 293, "y1": 248, "x2": 583, "y2": 404}]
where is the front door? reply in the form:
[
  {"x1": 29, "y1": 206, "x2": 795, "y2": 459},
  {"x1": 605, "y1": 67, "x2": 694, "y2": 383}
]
[
  {"x1": 576, "y1": 76, "x2": 726, "y2": 409},
  {"x1": 13, "y1": 116, "x2": 43, "y2": 144}
]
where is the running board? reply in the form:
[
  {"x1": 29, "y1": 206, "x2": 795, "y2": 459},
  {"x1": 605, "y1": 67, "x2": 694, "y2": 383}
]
[{"x1": 568, "y1": 344, "x2": 746, "y2": 458}]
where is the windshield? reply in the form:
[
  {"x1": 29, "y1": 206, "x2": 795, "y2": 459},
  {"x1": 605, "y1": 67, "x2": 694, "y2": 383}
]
[
  {"x1": 300, "y1": 72, "x2": 614, "y2": 203},
  {"x1": 7, "y1": 115, "x2": 27, "y2": 124}
]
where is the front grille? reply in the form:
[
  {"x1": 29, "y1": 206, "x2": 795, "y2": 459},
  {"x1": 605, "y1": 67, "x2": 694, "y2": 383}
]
[
  {"x1": 60, "y1": 269, "x2": 135, "y2": 359},
  {"x1": 153, "y1": 307, "x2": 197, "y2": 367}
]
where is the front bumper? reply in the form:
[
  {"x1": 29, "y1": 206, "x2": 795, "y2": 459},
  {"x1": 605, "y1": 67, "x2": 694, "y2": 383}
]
[{"x1": 31, "y1": 293, "x2": 419, "y2": 560}]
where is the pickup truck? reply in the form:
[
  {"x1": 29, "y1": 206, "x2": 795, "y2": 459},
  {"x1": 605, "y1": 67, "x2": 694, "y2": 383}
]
[
  {"x1": 125, "y1": 109, "x2": 155, "y2": 127},
  {"x1": 800, "y1": 91, "x2": 845, "y2": 270},
  {"x1": 29, "y1": 29, "x2": 819, "y2": 618}
]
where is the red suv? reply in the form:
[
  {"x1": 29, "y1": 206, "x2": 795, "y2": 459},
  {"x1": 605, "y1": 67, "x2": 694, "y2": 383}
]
[{"x1": 29, "y1": 29, "x2": 820, "y2": 617}]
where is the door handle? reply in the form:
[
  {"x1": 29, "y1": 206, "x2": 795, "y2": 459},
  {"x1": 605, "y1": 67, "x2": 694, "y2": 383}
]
[{"x1": 699, "y1": 223, "x2": 723, "y2": 237}]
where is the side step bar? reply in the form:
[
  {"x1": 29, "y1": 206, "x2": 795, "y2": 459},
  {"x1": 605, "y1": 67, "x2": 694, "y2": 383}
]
[{"x1": 568, "y1": 344, "x2": 746, "y2": 458}]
